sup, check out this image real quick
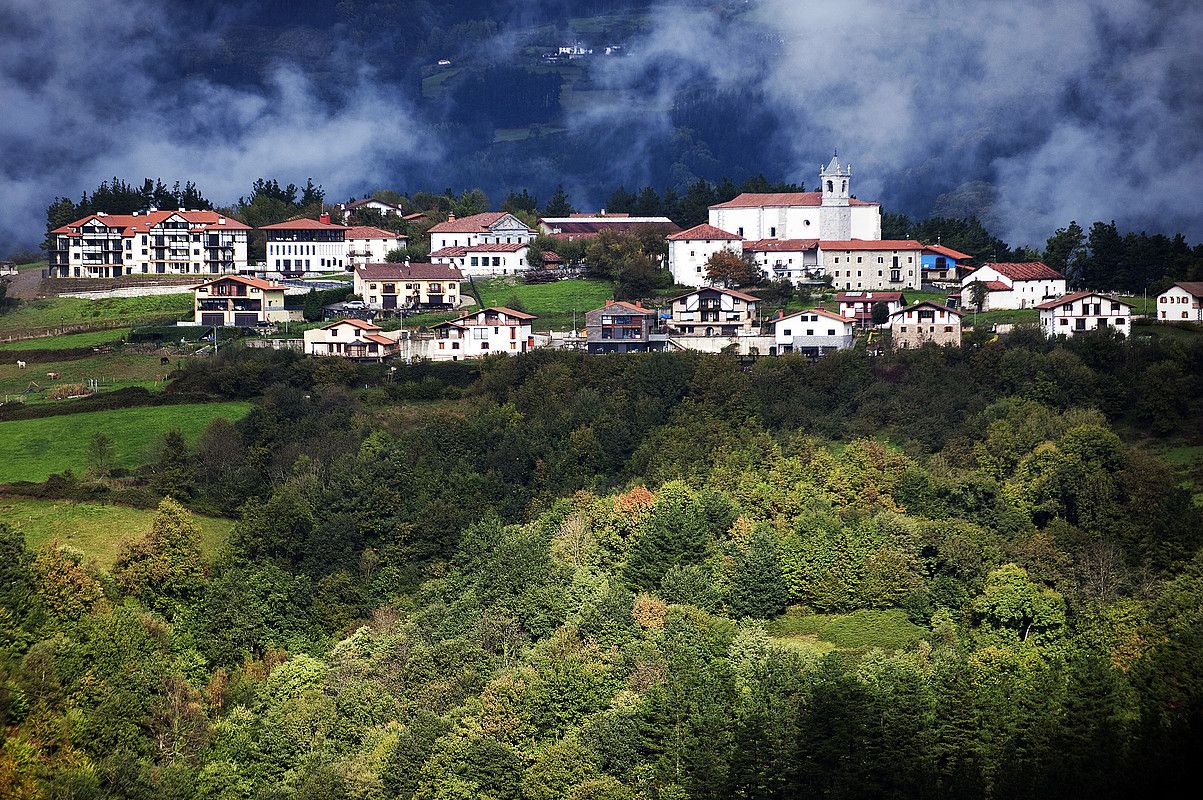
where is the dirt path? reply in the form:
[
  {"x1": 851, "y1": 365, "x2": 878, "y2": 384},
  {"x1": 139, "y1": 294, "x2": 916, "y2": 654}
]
[{"x1": 5, "y1": 267, "x2": 43, "y2": 300}]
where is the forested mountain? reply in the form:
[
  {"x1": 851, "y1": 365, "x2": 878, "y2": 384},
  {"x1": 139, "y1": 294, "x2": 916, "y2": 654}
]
[{"x1": 2, "y1": 328, "x2": 1202, "y2": 798}]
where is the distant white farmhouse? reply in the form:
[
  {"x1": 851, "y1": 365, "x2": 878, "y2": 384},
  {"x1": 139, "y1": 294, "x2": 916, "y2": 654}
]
[
  {"x1": 1156, "y1": 282, "x2": 1203, "y2": 322},
  {"x1": 960, "y1": 262, "x2": 1066, "y2": 311},
  {"x1": 345, "y1": 226, "x2": 407, "y2": 268},
  {"x1": 771, "y1": 308, "x2": 855, "y2": 355},
  {"x1": 1037, "y1": 291, "x2": 1133, "y2": 337},
  {"x1": 427, "y1": 212, "x2": 535, "y2": 250},
  {"x1": 339, "y1": 198, "x2": 404, "y2": 224},
  {"x1": 430, "y1": 243, "x2": 531, "y2": 276},
  {"x1": 667, "y1": 224, "x2": 743, "y2": 287}
]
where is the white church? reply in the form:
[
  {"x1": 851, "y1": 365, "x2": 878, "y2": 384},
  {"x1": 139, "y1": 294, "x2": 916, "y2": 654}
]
[{"x1": 669, "y1": 155, "x2": 901, "y2": 288}]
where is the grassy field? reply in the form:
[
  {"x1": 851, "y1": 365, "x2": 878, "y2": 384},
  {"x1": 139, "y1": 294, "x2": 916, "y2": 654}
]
[
  {"x1": 0, "y1": 497, "x2": 233, "y2": 569},
  {"x1": 768, "y1": 608, "x2": 927, "y2": 652},
  {"x1": 0, "y1": 328, "x2": 132, "y2": 351},
  {"x1": 0, "y1": 294, "x2": 192, "y2": 336},
  {"x1": 0, "y1": 401, "x2": 252, "y2": 483},
  {"x1": 0, "y1": 351, "x2": 190, "y2": 403},
  {"x1": 473, "y1": 277, "x2": 616, "y2": 330}
]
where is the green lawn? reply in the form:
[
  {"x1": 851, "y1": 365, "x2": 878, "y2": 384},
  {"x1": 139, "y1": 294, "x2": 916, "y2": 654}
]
[
  {"x1": 0, "y1": 497, "x2": 233, "y2": 569},
  {"x1": 768, "y1": 608, "x2": 927, "y2": 651},
  {"x1": 0, "y1": 401, "x2": 252, "y2": 483},
  {"x1": 0, "y1": 294, "x2": 192, "y2": 336},
  {"x1": 970, "y1": 308, "x2": 1039, "y2": 326},
  {"x1": 0, "y1": 328, "x2": 132, "y2": 351},
  {"x1": 473, "y1": 277, "x2": 615, "y2": 330},
  {"x1": 0, "y1": 351, "x2": 191, "y2": 403}
]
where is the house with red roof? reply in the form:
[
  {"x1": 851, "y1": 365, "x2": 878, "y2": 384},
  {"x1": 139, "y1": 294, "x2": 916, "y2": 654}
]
[
  {"x1": 666, "y1": 224, "x2": 744, "y2": 287},
  {"x1": 538, "y1": 215, "x2": 681, "y2": 241},
  {"x1": 665, "y1": 286, "x2": 761, "y2": 336},
  {"x1": 744, "y1": 239, "x2": 821, "y2": 283},
  {"x1": 817, "y1": 240, "x2": 925, "y2": 291},
  {"x1": 890, "y1": 301, "x2": 964, "y2": 349},
  {"x1": 585, "y1": 300, "x2": 665, "y2": 353},
  {"x1": 303, "y1": 318, "x2": 401, "y2": 361},
  {"x1": 345, "y1": 226, "x2": 407, "y2": 268},
  {"x1": 770, "y1": 307, "x2": 856, "y2": 355},
  {"x1": 191, "y1": 275, "x2": 290, "y2": 327},
  {"x1": 834, "y1": 291, "x2": 909, "y2": 328},
  {"x1": 338, "y1": 197, "x2": 404, "y2": 224},
  {"x1": 430, "y1": 307, "x2": 537, "y2": 361},
  {"x1": 921, "y1": 244, "x2": 973, "y2": 285},
  {"x1": 1156, "y1": 282, "x2": 1203, "y2": 322},
  {"x1": 430, "y1": 241, "x2": 532, "y2": 276},
  {"x1": 1038, "y1": 292, "x2": 1132, "y2": 338},
  {"x1": 260, "y1": 213, "x2": 349, "y2": 276},
  {"x1": 49, "y1": 210, "x2": 250, "y2": 279},
  {"x1": 353, "y1": 262, "x2": 463, "y2": 310},
  {"x1": 960, "y1": 262, "x2": 1066, "y2": 310},
  {"x1": 427, "y1": 212, "x2": 535, "y2": 250}
]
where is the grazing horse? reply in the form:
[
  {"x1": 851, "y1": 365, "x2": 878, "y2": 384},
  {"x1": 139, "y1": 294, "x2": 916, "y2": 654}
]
[{"x1": 47, "y1": 371, "x2": 60, "y2": 379}]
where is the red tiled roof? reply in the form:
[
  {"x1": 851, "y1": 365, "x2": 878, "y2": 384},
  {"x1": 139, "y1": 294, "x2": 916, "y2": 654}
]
[
  {"x1": 345, "y1": 198, "x2": 402, "y2": 210},
  {"x1": 321, "y1": 318, "x2": 382, "y2": 331},
  {"x1": 891, "y1": 300, "x2": 964, "y2": 318},
  {"x1": 259, "y1": 217, "x2": 347, "y2": 230},
  {"x1": 923, "y1": 244, "x2": 973, "y2": 260},
  {"x1": 427, "y1": 212, "x2": 512, "y2": 233},
  {"x1": 355, "y1": 262, "x2": 464, "y2": 281},
  {"x1": 599, "y1": 300, "x2": 654, "y2": 314},
  {"x1": 667, "y1": 223, "x2": 741, "y2": 241},
  {"x1": 744, "y1": 238, "x2": 819, "y2": 252},
  {"x1": 711, "y1": 192, "x2": 878, "y2": 209},
  {"x1": 364, "y1": 333, "x2": 398, "y2": 346},
  {"x1": 443, "y1": 306, "x2": 537, "y2": 325},
  {"x1": 537, "y1": 218, "x2": 681, "y2": 237},
  {"x1": 981, "y1": 281, "x2": 1011, "y2": 291},
  {"x1": 430, "y1": 246, "x2": 468, "y2": 258},
  {"x1": 431, "y1": 243, "x2": 527, "y2": 256},
  {"x1": 1168, "y1": 282, "x2": 1203, "y2": 298},
  {"x1": 1035, "y1": 291, "x2": 1132, "y2": 310},
  {"x1": 820, "y1": 239, "x2": 924, "y2": 251},
  {"x1": 55, "y1": 210, "x2": 251, "y2": 236},
  {"x1": 981, "y1": 262, "x2": 1064, "y2": 281},
  {"x1": 345, "y1": 225, "x2": 406, "y2": 240},
  {"x1": 192, "y1": 275, "x2": 283, "y2": 291}
]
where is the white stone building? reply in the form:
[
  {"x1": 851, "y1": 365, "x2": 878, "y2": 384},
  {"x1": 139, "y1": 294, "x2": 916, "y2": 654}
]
[
  {"x1": 960, "y1": 262, "x2": 1067, "y2": 311},
  {"x1": 345, "y1": 226, "x2": 408, "y2": 268},
  {"x1": 261, "y1": 214, "x2": 349, "y2": 275},
  {"x1": 708, "y1": 156, "x2": 882, "y2": 243},
  {"x1": 835, "y1": 291, "x2": 909, "y2": 328},
  {"x1": 890, "y1": 301, "x2": 963, "y2": 349},
  {"x1": 430, "y1": 243, "x2": 531, "y2": 276},
  {"x1": 771, "y1": 308, "x2": 855, "y2": 355},
  {"x1": 427, "y1": 212, "x2": 535, "y2": 250},
  {"x1": 665, "y1": 286, "x2": 761, "y2": 336},
  {"x1": 667, "y1": 224, "x2": 744, "y2": 287},
  {"x1": 49, "y1": 210, "x2": 250, "y2": 278},
  {"x1": 430, "y1": 307, "x2": 536, "y2": 361},
  {"x1": 1037, "y1": 292, "x2": 1133, "y2": 337},
  {"x1": 1156, "y1": 282, "x2": 1203, "y2": 322},
  {"x1": 339, "y1": 198, "x2": 404, "y2": 224},
  {"x1": 745, "y1": 239, "x2": 821, "y2": 283}
]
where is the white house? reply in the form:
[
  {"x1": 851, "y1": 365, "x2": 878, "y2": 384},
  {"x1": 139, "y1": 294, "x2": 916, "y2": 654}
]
[
  {"x1": 345, "y1": 226, "x2": 407, "y2": 268},
  {"x1": 960, "y1": 262, "x2": 1066, "y2": 311},
  {"x1": 427, "y1": 212, "x2": 535, "y2": 250},
  {"x1": 430, "y1": 307, "x2": 536, "y2": 361},
  {"x1": 771, "y1": 307, "x2": 855, "y2": 355},
  {"x1": 1037, "y1": 291, "x2": 1133, "y2": 337},
  {"x1": 49, "y1": 210, "x2": 251, "y2": 279},
  {"x1": 430, "y1": 243, "x2": 531, "y2": 276},
  {"x1": 665, "y1": 286, "x2": 761, "y2": 336},
  {"x1": 818, "y1": 240, "x2": 924, "y2": 291},
  {"x1": 745, "y1": 239, "x2": 821, "y2": 283},
  {"x1": 303, "y1": 318, "x2": 401, "y2": 361},
  {"x1": 708, "y1": 156, "x2": 882, "y2": 243},
  {"x1": 339, "y1": 198, "x2": 404, "y2": 224},
  {"x1": 354, "y1": 262, "x2": 463, "y2": 309},
  {"x1": 1156, "y1": 282, "x2": 1203, "y2": 322},
  {"x1": 191, "y1": 275, "x2": 290, "y2": 327},
  {"x1": 667, "y1": 224, "x2": 743, "y2": 287},
  {"x1": 835, "y1": 291, "x2": 909, "y2": 328},
  {"x1": 260, "y1": 214, "x2": 348, "y2": 275}
]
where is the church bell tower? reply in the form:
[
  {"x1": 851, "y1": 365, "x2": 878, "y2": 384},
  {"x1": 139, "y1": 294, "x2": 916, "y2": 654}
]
[{"x1": 820, "y1": 152, "x2": 851, "y2": 207}]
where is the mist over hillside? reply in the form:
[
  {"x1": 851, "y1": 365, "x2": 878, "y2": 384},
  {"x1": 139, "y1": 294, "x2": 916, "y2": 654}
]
[{"x1": 2, "y1": 0, "x2": 1201, "y2": 249}]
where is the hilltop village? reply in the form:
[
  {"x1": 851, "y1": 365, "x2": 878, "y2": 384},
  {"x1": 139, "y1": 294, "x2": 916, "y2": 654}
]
[{"x1": 38, "y1": 157, "x2": 1198, "y2": 365}]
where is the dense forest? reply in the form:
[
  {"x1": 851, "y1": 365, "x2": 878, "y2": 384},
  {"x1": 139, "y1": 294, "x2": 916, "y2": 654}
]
[{"x1": 2, "y1": 328, "x2": 1202, "y2": 798}]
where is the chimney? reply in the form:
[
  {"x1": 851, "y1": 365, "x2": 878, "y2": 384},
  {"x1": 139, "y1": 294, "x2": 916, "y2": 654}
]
[
  {"x1": 218, "y1": 216, "x2": 226, "y2": 225},
  {"x1": 319, "y1": 212, "x2": 331, "y2": 224},
  {"x1": 635, "y1": 300, "x2": 643, "y2": 309},
  {"x1": 600, "y1": 208, "x2": 606, "y2": 216},
  {"x1": 777, "y1": 309, "x2": 784, "y2": 319},
  {"x1": 447, "y1": 212, "x2": 456, "y2": 222}
]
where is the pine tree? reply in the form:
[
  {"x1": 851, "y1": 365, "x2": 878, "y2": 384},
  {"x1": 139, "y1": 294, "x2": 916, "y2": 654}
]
[
  {"x1": 727, "y1": 529, "x2": 788, "y2": 619},
  {"x1": 544, "y1": 185, "x2": 574, "y2": 217}
]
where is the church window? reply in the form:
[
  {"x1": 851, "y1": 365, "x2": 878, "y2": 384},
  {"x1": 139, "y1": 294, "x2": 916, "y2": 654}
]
[
  {"x1": 804, "y1": 219, "x2": 811, "y2": 226},
  {"x1": 842, "y1": 180, "x2": 847, "y2": 193},
  {"x1": 827, "y1": 181, "x2": 833, "y2": 192}
]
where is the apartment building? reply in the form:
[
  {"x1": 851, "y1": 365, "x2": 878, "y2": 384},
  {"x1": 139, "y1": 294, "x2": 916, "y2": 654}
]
[
  {"x1": 191, "y1": 275, "x2": 289, "y2": 327},
  {"x1": 353, "y1": 262, "x2": 463, "y2": 309},
  {"x1": 260, "y1": 213, "x2": 348, "y2": 275},
  {"x1": 430, "y1": 307, "x2": 536, "y2": 361}
]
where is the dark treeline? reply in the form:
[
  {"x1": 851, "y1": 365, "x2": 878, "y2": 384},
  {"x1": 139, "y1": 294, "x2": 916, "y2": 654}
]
[
  {"x1": 2, "y1": 329, "x2": 1202, "y2": 797},
  {"x1": 45, "y1": 178, "x2": 212, "y2": 234}
]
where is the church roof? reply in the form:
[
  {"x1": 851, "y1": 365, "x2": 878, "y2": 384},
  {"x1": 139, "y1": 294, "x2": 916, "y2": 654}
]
[
  {"x1": 710, "y1": 192, "x2": 878, "y2": 209},
  {"x1": 822, "y1": 153, "x2": 850, "y2": 175}
]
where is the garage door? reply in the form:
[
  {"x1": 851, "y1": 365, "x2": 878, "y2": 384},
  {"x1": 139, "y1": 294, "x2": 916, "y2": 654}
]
[
  {"x1": 234, "y1": 313, "x2": 258, "y2": 327},
  {"x1": 201, "y1": 313, "x2": 224, "y2": 327}
]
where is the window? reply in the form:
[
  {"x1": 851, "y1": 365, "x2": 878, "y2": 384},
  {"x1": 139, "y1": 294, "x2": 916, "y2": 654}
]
[
  {"x1": 944, "y1": 326, "x2": 953, "y2": 332},
  {"x1": 806, "y1": 329, "x2": 813, "y2": 336},
  {"x1": 828, "y1": 329, "x2": 836, "y2": 336},
  {"x1": 782, "y1": 329, "x2": 791, "y2": 336},
  {"x1": 770, "y1": 226, "x2": 776, "y2": 237}
]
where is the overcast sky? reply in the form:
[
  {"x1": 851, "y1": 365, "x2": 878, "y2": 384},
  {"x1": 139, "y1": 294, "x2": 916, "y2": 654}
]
[{"x1": 1, "y1": 0, "x2": 1200, "y2": 252}]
